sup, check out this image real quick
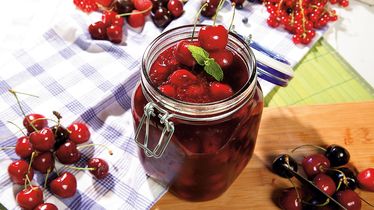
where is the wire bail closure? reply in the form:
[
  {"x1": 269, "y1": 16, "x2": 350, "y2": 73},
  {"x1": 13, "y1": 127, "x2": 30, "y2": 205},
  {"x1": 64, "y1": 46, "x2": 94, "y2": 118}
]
[{"x1": 134, "y1": 102, "x2": 175, "y2": 158}]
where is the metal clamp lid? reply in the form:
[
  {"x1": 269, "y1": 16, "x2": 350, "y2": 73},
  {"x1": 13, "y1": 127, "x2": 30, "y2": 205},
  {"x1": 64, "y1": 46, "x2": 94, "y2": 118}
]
[{"x1": 134, "y1": 102, "x2": 175, "y2": 158}]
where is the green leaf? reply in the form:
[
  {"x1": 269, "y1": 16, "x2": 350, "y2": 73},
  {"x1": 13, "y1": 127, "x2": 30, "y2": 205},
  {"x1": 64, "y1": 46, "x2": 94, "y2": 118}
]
[
  {"x1": 204, "y1": 58, "x2": 224, "y2": 81},
  {"x1": 187, "y1": 45, "x2": 209, "y2": 66}
]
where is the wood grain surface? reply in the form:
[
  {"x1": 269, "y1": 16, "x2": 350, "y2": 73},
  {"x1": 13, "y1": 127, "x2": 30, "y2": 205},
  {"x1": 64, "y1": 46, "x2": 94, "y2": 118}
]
[{"x1": 152, "y1": 101, "x2": 374, "y2": 210}]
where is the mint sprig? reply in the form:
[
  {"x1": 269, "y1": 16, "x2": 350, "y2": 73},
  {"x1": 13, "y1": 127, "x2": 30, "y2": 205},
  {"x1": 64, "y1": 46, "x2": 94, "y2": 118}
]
[{"x1": 187, "y1": 45, "x2": 224, "y2": 81}]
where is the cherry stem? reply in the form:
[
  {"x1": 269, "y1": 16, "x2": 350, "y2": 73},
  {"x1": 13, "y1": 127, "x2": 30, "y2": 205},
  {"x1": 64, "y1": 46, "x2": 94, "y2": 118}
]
[
  {"x1": 191, "y1": 2, "x2": 208, "y2": 41},
  {"x1": 8, "y1": 89, "x2": 27, "y2": 118},
  {"x1": 28, "y1": 152, "x2": 36, "y2": 174},
  {"x1": 327, "y1": 168, "x2": 348, "y2": 191},
  {"x1": 0, "y1": 146, "x2": 16, "y2": 150},
  {"x1": 358, "y1": 195, "x2": 374, "y2": 207},
  {"x1": 8, "y1": 89, "x2": 39, "y2": 98},
  {"x1": 44, "y1": 168, "x2": 51, "y2": 188},
  {"x1": 77, "y1": 143, "x2": 113, "y2": 155},
  {"x1": 64, "y1": 165, "x2": 95, "y2": 171},
  {"x1": 290, "y1": 144, "x2": 326, "y2": 153},
  {"x1": 288, "y1": 177, "x2": 302, "y2": 203},
  {"x1": 118, "y1": 5, "x2": 152, "y2": 17},
  {"x1": 6, "y1": 121, "x2": 27, "y2": 136},
  {"x1": 213, "y1": 0, "x2": 225, "y2": 26},
  {"x1": 229, "y1": 3, "x2": 236, "y2": 31},
  {"x1": 25, "y1": 174, "x2": 33, "y2": 189}
]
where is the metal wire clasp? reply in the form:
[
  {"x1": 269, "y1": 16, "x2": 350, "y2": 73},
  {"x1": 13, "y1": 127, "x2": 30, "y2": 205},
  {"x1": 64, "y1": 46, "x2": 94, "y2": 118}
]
[{"x1": 134, "y1": 102, "x2": 175, "y2": 158}]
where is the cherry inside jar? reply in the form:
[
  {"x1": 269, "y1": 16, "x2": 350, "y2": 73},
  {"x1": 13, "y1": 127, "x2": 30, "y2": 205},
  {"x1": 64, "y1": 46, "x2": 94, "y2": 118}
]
[{"x1": 131, "y1": 25, "x2": 263, "y2": 201}]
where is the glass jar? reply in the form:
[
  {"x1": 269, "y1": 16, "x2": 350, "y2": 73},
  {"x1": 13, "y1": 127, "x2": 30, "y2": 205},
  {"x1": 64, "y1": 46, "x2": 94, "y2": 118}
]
[{"x1": 131, "y1": 25, "x2": 263, "y2": 201}]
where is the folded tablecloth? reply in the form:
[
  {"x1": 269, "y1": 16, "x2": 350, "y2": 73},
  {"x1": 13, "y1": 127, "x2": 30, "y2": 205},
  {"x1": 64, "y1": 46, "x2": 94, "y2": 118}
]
[{"x1": 0, "y1": 1, "x2": 328, "y2": 209}]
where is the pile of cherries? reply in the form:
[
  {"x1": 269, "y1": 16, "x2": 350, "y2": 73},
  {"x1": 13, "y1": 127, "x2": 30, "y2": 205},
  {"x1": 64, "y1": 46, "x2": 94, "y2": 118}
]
[
  {"x1": 272, "y1": 144, "x2": 374, "y2": 210},
  {"x1": 149, "y1": 23, "x2": 238, "y2": 103},
  {"x1": 74, "y1": 0, "x2": 185, "y2": 44},
  {"x1": 263, "y1": 0, "x2": 348, "y2": 45},
  {"x1": 4, "y1": 91, "x2": 111, "y2": 210}
]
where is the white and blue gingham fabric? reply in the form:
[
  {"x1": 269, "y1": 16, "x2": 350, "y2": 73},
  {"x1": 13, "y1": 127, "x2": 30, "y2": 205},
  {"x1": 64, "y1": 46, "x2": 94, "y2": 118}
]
[{"x1": 0, "y1": 1, "x2": 329, "y2": 209}]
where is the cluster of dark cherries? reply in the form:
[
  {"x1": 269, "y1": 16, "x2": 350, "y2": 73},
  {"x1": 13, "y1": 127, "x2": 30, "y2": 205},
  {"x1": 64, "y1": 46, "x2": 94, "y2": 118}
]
[
  {"x1": 272, "y1": 144, "x2": 374, "y2": 210},
  {"x1": 74, "y1": 0, "x2": 186, "y2": 43},
  {"x1": 4, "y1": 90, "x2": 111, "y2": 210}
]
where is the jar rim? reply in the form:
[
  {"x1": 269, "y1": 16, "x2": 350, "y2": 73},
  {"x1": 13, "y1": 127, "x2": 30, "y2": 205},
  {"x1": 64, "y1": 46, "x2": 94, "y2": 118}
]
[{"x1": 141, "y1": 24, "x2": 257, "y2": 121}]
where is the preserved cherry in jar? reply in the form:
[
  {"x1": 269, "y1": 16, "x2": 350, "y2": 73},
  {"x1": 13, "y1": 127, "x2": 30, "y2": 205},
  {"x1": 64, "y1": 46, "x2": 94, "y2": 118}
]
[{"x1": 131, "y1": 25, "x2": 263, "y2": 201}]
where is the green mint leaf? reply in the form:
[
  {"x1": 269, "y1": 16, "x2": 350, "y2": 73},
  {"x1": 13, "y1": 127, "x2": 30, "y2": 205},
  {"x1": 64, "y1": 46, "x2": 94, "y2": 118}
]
[
  {"x1": 204, "y1": 58, "x2": 224, "y2": 81},
  {"x1": 187, "y1": 45, "x2": 209, "y2": 66}
]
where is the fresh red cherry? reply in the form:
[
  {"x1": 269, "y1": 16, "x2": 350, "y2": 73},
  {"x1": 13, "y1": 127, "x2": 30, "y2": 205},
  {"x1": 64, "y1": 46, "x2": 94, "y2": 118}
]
[
  {"x1": 49, "y1": 172, "x2": 77, "y2": 198},
  {"x1": 278, "y1": 187, "x2": 304, "y2": 210},
  {"x1": 16, "y1": 185, "x2": 43, "y2": 210},
  {"x1": 67, "y1": 122, "x2": 91, "y2": 144},
  {"x1": 34, "y1": 203, "x2": 58, "y2": 210},
  {"x1": 88, "y1": 158, "x2": 110, "y2": 179},
  {"x1": 23, "y1": 114, "x2": 48, "y2": 133},
  {"x1": 15, "y1": 136, "x2": 33, "y2": 159},
  {"x1": 210, "y1": 49, "x2": 233, "y2": 69},
  {"x1": 209, "y1": 82, "x2": 234, "y2": 101},
  {"x1": 335, "y1": 190, "x2": 361, "y2": 210},
  {"x1": 88, "y1": 21, "x2": 107, "y2": 40},
  {"x1": 133, "y1": 0, "x2": 153, "y2": 15},
  {"x1": 29, "y1": 128, "x2": 55, "y2": 152},
  {"x1": 302, "y1": 153, "x2": 330, "y2": 177},
  {"x1": 357, "y1": 168, "x2": 374, "y2": 192},
  {"x1": 198, "y1": 25, "x2": 228, "y2": 51},
  {"x1": 31, "y1": 152, "x2": 55, "y2": 174},
  {"x1": 158, "y1": 84, "x2": 176, "y2": 98},
  {"x1": 167, "y1": 0, "x2": 184, "y2": 17},
  {"x1": 8, "y1": 160, "x2": 34, "y2": 185},
  {"x1": 102, "y1": 11, "x2": 118, "y2": 27},
  {"x1": 313, "y1": 173, "x2": 336, "y2": 196},
  {"x1": 168, "y1": 69, "x2": 197, "y2": 87},
  {"x1": 127, "y1": 10, "x2": 146, "y2": 28},
  {"x1": 55, "y1": 141, "x2": 81, "y2": 164},
  {"x1": 175, "y1": 40, "x2": 200, "y2": 67},
  {"x1": 201, "y1": 0, "x2": 220, "y2": 18},
  {"x1": 106, "y1": 25, "x2": 123, "y2": 44}
]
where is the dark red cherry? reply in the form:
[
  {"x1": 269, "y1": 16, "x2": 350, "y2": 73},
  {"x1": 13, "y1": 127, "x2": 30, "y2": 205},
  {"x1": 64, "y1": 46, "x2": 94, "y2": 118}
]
[
  {"x1": 357, "y1": 168, "x2": 374, "y2": 192},
  {"x1": 88, "y1": 21, "x2": 107, "y2": 40},
  {"x1": 325, "y1": 144, "x2": 350, "y2": 167},
  {"x1": 175, "y1": 40, "x2": 200, "y2": 67},
  {"x1": 49, "y1": 172, "x2": 77, "y2": 198},
  {"x1": 313, "y1": 173, "x2": 336, "y2": 196},
  {"x1": 15, "y1": 136, "x2": 33, "y2": 159},
  {"x1": 16, "y1": 185, "x2": 43, "y2": 210},
  {"x1": 158, "y1": 84, "x2": 177, "y2": 98},
  {"x1": 8, "y1": 160, "x2": 34, "y2": 185},
  {"x1": 31, "y1": 152, "x2": 55, "y2": 174},
  {"x1": 278, "y1": 187, "x2": 304, "y2": 210},
  {"x1": 302, "y1": 153, "x2": 330, "y2": 177},
  {"x1": 55, "y1": 141, "x2": 81, "y2": 164},
  {"x1": 335, "y1": 190, "x2": 361, "y2": 210},
  {"x1": 113, "y1": 0, "x2": 135, "y2": 14},
  {"x1": 29, "y1": 127, "x2": 55, "y2": 152},
  {"x1": 34, "y1": 203, "x2": 58, "y2": 210},
  {"x1": 23, "y1": 113, "x2": 48, "y2": 133},
  {"x1": 198, "y1": 25, "x2": 228, "y2": 51},
  {"x1": 106, "y1": 25, "x2": 123, "y2": 44},
  {"x1": 272, "y1": 154, "x2": 298, "y2": 178},
  {"x1": 210, "y1": 49, "x2": 233, "y2": 69},
  {"x1": 326, "y1": 167, "x2": 357, "y2": 190},
  {"x1": 51, "y1": 125, "x2": 70, "y2": 150},
  {"x1": 67, "y1": 122, "x2": 91, "y2": 144},
  {"x1": 88, "y1": 158, "x2": 110, "y2": 179},
  {"x1": 168, "y1": 69, "x2": 197, "y2": 87},
  {"x1": 151, "y1": 6, "x2": 173, "y2": 28},
  {"x1": 201, "y1": 0, "x2": 220, "y2": 18},
  {"x1": 167, "y1": 0, "x2": 184, "y2": 17},
  {"x1": 209, "y1": 82, "x2": 234, "y2": 101}
]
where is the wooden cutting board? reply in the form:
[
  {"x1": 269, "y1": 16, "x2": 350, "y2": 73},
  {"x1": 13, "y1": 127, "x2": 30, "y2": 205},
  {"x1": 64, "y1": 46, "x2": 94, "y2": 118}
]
[{"x1": 152, "y1": 101, "x2": 374, "y2": 210}]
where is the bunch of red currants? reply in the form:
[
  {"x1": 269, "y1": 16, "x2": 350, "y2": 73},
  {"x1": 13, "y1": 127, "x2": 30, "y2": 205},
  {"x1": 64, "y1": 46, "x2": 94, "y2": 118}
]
[
  {"x1": 4, "y1": 91, "x2": 111, "y2": 209},
  {"x1": 272, "y1": 144, "x2": 374, "y2": 210},
  {"x1": 74, "y1": 0, "x2": 186, "y2": 44},
  {"x1": 263, "y1": 0, "x2": 348, "y2": 45}
]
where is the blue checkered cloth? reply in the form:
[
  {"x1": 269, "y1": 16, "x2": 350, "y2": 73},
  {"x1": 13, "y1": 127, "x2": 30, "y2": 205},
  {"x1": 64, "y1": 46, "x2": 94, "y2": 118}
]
[{"x1": 0, "y1": 1, "x2": 329, "y2": 209}]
